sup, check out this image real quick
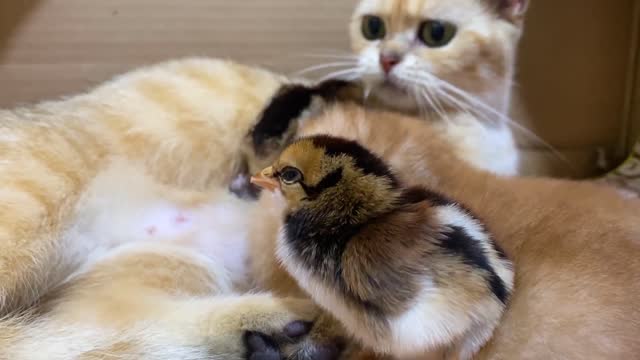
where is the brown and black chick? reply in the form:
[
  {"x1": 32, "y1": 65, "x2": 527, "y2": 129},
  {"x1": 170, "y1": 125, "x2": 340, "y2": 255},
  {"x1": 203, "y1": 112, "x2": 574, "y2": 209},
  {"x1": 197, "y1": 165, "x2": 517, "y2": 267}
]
[{"x1": 250, "y1": 135, "x2": 514, "y2": 360}]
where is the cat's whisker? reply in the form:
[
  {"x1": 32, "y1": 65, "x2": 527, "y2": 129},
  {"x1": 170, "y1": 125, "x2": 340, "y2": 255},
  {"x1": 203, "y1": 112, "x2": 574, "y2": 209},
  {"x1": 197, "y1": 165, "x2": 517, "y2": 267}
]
[
  {"x1": 437, "y1": 81, "x2": 554, "y2": 143},
  {"x1": 430, "y1": 85, "x2": 478, "y2": 123},
  {"x1": 415, "y1": 73, "x2": 518, "y2": 123},
  {"x1": 302, "y1": 47, "x2": 357, "y2": 55},
  {"x1": 416, "y1": 89, "x2": 434, "y2": 117},
  {"x1": 408, "y1": 84, "x2": 428, "y2": 118},
  {"x1": 435, "y1": 80, "x2": 503, "y2": 124},
  {"x1": 299, "y1": 54, "x2": 360, "y2": 60},
  {"x1": 410, "y1": 73, "x2": 496, "y2": 127},
  {"x1": 292, "y1": 62, "x2": 358, "y2": 77},
  {"x1": 318, "y1": 68, "x2": 364, "y2": 83},
  {"x1": 404, "y1": 75, "x2": 448, "y2": 122},
  {"x1": 411, "y1": 73, "x2": 498, "y2": 122},
  {"x1": 419, "y1": 74, "x2": 573, "y2": 167},
  {"x1": 298, "y1": 52, "x2": 360, "y2": 60},
  {"x1": 413, "y1": 85, "x2": 437, "y2": 117},
  {"x1": 363, "y1": 84, "x2": 373, "y2": 103},
  {"x1": 422, "y1": 84, "x2": 449, "y2": 123}
]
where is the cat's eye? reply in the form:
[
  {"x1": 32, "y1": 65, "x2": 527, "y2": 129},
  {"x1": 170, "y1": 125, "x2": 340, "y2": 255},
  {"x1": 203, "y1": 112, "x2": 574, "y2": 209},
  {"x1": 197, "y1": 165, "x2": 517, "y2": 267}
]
[
  {"x1": 361, "y1": 15, "x2": 386, "y2": 40},
  {"x1": 418, "y1": 20, "x2": 457, "y2": 48},
  {"x1": 279, "y1": 167, "x2": 303, "y2": 185}
]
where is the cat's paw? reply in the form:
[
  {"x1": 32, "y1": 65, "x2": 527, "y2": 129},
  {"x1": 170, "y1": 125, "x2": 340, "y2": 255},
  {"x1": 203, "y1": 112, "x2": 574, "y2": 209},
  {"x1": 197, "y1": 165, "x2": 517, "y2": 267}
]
[
  {"x1": 281, "y1": 313, "x2": 351, "y2": 360},
  {"x1": 244, "y1": 321, "x2": 311, "y2": 360},
  {"x1": 281, "y1": 338, "x2": 345, "y2": 360},
  {"x1": 244, "y1": 320, "x2": 345, "y2": 360},
  {"x1": 244, "y1": 330, "x2": 283, "y2": 360},
  {"x1": 229, "y1": 172, "x2": 262, "y2": 200}
]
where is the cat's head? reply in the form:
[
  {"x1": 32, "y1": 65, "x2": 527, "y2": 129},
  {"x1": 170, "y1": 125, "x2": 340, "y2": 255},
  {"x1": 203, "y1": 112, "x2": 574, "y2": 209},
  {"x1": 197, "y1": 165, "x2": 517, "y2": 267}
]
[{"x1": 349, "y1": 0, "x2": 528, "y2": 115}]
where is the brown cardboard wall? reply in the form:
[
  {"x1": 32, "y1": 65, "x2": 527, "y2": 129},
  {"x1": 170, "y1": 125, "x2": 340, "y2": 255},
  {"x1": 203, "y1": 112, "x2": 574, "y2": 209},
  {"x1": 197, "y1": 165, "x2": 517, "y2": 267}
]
[
  {"x1": 0, "y1": 0, "x2": 357, "y2": 105},
  {"x1": 0, "y1": 0, "x2": 637, "y2": 177},
  {"x1": 513, "y1": 0, "x2": 637, "y2": 175}
]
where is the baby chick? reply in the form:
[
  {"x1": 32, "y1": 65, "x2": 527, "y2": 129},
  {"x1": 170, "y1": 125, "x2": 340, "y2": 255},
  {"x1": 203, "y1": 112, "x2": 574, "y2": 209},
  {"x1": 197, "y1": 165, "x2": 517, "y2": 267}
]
[{"x1": 250, "y1": 135, "x2": 514, "y2": 360}]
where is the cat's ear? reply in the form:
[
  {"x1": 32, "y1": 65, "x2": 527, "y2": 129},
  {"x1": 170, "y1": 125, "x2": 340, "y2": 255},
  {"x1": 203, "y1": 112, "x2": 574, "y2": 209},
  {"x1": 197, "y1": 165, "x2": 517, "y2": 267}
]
[{"x1": 495, "y1": 0, "x2": 529, "y2": 22}]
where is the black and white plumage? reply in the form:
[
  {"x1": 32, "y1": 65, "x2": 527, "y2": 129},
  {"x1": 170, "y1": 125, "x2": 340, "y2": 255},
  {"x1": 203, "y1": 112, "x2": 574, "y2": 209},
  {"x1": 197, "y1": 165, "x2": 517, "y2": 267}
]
[{"x1": 251, "y1": 135, "x2": 514, "y2": 359}]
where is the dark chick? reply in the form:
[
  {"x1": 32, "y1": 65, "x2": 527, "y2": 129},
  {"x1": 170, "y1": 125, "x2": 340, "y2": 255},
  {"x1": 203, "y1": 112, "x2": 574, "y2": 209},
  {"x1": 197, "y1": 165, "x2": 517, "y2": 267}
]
[{"x1": 250, "y1": 135, "x2": 514, "y2": 360}]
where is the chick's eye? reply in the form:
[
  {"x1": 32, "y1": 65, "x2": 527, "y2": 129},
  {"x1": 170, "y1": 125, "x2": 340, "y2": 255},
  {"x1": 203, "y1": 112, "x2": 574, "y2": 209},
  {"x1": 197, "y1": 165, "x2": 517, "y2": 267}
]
[
  {"x1": 279, "y1": 167, "x2": 303, "y2": 184},
  {"x1": 419, "y1": 20, "x2": 457, "y2": 47},
  {"x1": 361, "y1": 15, "x2": 386, "y2": 40}
]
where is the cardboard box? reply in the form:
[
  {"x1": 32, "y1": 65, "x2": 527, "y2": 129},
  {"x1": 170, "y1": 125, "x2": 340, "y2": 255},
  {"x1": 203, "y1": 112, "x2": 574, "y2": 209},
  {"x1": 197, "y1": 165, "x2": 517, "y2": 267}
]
[{"x1": 1, "y1": 0, "x2": 638, "y2": 177}]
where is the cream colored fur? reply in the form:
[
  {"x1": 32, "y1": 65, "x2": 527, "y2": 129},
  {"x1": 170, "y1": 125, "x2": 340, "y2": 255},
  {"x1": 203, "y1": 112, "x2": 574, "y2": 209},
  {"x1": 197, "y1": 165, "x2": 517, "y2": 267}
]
[
  {"x1": 0, "y1": 34, "x2": 535, "y2": 357},
  {"x1": 345, "y1": 0, "x2": 527, "y2": 175},
  {"x1": 0, "y1": 58, "x2": 323, "y2": 359},
  {"x1": 0, "y1": 55, "x2": 637, "y2": 359}
]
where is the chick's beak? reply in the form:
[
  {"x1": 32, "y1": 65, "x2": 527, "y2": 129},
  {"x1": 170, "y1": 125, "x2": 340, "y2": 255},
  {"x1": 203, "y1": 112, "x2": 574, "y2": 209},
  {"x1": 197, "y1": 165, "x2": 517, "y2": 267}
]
[{"x1": 250, "y1": 166, "x2": 279, "y2": 193}]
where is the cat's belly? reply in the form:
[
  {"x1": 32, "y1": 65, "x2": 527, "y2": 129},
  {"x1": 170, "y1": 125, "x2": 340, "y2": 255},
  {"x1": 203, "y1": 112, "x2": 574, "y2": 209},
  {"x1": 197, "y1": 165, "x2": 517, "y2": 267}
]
[
  {"x1": 133, "y1": 195, "x2": 253, "y2": 288},
  {"x1": 66, "y1": 160, "x2": 254, "y2": 290}
]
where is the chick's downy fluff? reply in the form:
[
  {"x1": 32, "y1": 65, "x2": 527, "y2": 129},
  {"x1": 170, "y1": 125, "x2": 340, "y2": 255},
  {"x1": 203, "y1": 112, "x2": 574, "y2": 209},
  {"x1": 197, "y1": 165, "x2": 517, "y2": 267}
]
[{"x1": 251, "y1": 135, "x2": 514, "y2": 359}]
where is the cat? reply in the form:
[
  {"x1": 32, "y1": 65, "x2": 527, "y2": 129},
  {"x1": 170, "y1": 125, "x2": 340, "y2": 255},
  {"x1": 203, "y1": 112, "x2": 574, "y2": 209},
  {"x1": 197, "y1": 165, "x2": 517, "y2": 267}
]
[
  {"x1": 249, "y1": 101, "x2": 640, "y2": 359},
  {"x1": 0, "y1": 0, "x2": 580, "y2": 358},
  {"x1": 300, "y1": 0, "x2": 530, "y2": 177},
  {"x1": 0, "y1": 0, "x2": 531, "y2": 316},
  {"x1": 0, "y1": 55, "x2": 636, "y2": 359},
  {"x1": 0, "y1": 41, "x2": 535, "y2": 356},
  {"x1": 0, "y1": 58, "x2": 338, "y2": 359}
]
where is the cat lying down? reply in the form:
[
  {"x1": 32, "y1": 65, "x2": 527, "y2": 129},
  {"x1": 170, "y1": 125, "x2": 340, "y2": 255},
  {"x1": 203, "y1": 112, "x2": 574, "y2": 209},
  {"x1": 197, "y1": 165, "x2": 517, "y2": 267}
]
[
  {"x1": 0, "y1": 55, "x2": 521, "y2": 359},
  {"x1": 0, "y1": 59, "x2": 637, "y2": 360}
]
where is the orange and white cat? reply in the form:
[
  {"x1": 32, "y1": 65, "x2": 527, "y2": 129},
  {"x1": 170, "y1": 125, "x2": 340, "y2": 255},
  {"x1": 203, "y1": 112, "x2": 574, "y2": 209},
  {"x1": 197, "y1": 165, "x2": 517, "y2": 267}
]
[
  {"x1": 0, "y1": 58, "x2": 332, "y2": 359},
  {"x1": 0, "y1": 57, "x2": 637, "y2": 359},
  {"x1": 0, "y1": 45, "x2": 530, "y2": 359},
  {"x1": 0, "y1": 0, "x2": 613, "y2": 359},
  {"x1": 332, "y1": 0, "x2": 529, "y2": 176}
]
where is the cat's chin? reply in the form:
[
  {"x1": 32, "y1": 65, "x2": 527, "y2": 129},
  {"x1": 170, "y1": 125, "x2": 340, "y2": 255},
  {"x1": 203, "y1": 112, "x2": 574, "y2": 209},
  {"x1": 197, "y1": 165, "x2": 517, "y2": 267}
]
[
  {"x1": 380, "y1": 79, "x2": 409, "y2": 94},
  {"x1": 368, "y1": 80, "x2": 420, "y2": 115}
]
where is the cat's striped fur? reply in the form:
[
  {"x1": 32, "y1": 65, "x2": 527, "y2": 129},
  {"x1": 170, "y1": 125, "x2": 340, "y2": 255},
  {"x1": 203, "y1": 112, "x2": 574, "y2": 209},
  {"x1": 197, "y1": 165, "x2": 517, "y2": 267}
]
[
  {"x1": 0, "y1": 58, "x2": 328, "y2": 359},
  {"x1": 0, "y1": 52, "x2": 504, "y2": 358},
  {"x1": 0, "y1": 58, "x2": 288, "y2": 310}
]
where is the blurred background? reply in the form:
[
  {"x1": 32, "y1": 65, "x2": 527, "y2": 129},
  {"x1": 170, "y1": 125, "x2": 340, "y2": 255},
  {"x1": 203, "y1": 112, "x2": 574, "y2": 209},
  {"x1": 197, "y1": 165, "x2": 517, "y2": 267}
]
[{"x1": 1, "y1": 0, "x2": 638, "y2": 177}]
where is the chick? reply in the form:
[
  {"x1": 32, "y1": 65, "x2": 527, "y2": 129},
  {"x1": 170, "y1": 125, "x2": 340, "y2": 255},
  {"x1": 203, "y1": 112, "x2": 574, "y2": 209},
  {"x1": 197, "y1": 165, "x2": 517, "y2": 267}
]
[{"x1": 250, "y1": 135, "x2": 514, "y2": 360}]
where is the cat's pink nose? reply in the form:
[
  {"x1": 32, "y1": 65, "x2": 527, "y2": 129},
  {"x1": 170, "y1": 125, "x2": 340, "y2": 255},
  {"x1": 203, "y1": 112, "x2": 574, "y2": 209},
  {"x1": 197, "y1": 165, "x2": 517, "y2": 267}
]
[{"x1": 380, "y1": 54, "x2": 402, "y2": 74}]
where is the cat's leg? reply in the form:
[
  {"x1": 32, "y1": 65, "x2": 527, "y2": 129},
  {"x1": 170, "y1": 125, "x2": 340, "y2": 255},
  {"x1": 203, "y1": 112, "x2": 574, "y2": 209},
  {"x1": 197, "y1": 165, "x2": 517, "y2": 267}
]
[
  {"x1": 3, "y1": 296, "x2": 319, "y2": 360},
  {"x1": 0, "y1": 118, "x2": 109, "y2": 313},
  {"x1": 278, "y1": 313, "x2": 350, "y2": 360},
  {"x1": 242, "y1": 79, "x2": 359, "y2": 176},
  {"x1": 1, "y1": 243, "x2": 336, "y2": 360},
  {"x1": 231, "y1": 79, "x2": 359, "y2": 203},
  {"x1": 246, "y1": 311, "x2": 396, "y2": 360}
]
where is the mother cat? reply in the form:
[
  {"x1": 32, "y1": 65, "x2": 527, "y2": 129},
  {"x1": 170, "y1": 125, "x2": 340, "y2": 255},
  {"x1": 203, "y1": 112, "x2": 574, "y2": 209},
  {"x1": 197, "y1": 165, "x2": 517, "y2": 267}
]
[
  {"x1": 0, "y1": 0, "x2": 556, "y2": 358},
  {"x1": 338, "y1": 0, "x2": 528, "y2": 176}
]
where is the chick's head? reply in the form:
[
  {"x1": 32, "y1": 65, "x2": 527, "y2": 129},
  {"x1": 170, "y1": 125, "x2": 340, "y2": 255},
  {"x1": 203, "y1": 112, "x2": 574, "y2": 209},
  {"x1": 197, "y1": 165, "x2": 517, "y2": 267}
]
[{"x1": 251, "y1": 135, "x2": 400, "y2": 222}]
